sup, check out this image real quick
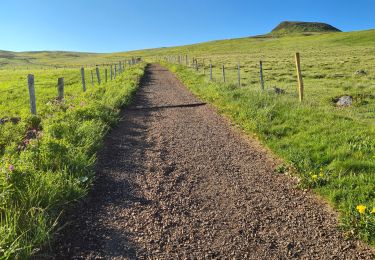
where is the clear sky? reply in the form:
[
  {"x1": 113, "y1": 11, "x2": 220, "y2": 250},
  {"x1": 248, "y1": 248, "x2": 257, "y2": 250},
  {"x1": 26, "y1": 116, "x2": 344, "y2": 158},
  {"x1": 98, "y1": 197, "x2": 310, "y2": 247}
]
[{"x1": 1, "y1": 0, "x2": 374, "y2": 53}]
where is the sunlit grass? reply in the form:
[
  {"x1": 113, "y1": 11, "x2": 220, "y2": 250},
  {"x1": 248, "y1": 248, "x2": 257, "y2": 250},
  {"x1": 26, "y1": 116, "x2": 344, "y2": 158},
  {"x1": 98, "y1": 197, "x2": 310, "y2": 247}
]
[{"x1": 0, "y1": 64, "x2": 145, "y2": 258}]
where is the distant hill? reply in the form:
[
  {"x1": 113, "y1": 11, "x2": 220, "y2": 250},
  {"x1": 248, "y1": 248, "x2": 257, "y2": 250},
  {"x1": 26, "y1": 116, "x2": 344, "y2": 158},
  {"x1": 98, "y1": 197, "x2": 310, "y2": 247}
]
[{"x1": 271, "y1": 21, "x2": 341, "y2": 35}]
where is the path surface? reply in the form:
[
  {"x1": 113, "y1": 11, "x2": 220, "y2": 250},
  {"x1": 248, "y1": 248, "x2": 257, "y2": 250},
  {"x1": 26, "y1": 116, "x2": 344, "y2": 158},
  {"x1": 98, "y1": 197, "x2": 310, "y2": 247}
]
[{"x1": 50, "y1": 64, "x2": 373, "y2": 259}]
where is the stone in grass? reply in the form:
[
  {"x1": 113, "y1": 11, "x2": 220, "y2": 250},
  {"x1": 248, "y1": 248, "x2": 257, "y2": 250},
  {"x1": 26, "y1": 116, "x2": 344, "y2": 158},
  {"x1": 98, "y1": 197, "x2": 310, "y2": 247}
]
[
  {"x1": 336, "y1": 95, "x2": 353, "y2": 107},
  {"x1": 273, "y1": 86, "x2": 286, "y2": 94},
  {"x1": 0, "y1": 117, "x2": 20, "y2": 125},
  {"x1": 355, "y1": 70, "x2": 367, "y2": 76}
]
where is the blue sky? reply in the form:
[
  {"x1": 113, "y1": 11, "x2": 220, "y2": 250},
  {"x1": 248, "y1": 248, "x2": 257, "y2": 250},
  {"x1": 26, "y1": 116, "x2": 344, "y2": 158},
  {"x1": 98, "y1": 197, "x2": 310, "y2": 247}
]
[{"x1": 1, "y1": 0, "x2": 374, "y2": 53}]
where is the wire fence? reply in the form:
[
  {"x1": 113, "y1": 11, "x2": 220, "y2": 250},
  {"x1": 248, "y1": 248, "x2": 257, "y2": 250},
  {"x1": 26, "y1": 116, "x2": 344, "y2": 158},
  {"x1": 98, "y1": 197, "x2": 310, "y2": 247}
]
[
  {"x1": 162, "y1": 54, "x2": 307, "y2": 101},
  {"x1": 0, "y1": 58, "x2": 142, "y2": 121}
]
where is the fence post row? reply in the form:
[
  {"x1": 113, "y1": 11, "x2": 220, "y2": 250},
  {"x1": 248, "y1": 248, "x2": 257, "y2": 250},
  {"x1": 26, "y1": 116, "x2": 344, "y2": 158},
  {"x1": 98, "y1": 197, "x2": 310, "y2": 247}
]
[
  {"x1": 96, "y1": 66, "x2": 101, "y2": 85},
  {"x1": 27, "y1": 74, "x2": 37, "y2": 115},
  {"x1": 165, "y1": 53, "x2": 306, "y2": 102},
  {"x1": 57, "y1": 77, "x2": 64, "y2": 100},
  {"x1": 81, "y1": 67, "x2": 86, "y2": 92},
  {"x1": 295, "y1": 52, "x2": 304, "y2": 102},
  {"x1": 259, "y1": 61, "x2": 265, "y2": 91}
]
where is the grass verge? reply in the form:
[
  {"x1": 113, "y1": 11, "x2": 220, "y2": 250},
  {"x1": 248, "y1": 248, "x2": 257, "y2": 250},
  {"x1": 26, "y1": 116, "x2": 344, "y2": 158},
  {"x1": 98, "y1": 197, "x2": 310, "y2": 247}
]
[{"x1": 0, "y1": 64, "x2": 146, "y2": 259}]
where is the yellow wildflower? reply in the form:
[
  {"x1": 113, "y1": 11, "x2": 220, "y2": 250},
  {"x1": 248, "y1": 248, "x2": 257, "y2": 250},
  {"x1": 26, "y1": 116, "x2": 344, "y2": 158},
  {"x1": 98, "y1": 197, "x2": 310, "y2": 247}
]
[
  {"x1": 371, "y1": 208, "x2": 375, "y2": 214},
  {"x1": 319, "y1": 173, "x2": 324, "y2": 178},
  {"x1": 356, "y1": 205, "x2": 366, "y2": 214},
  {"x1": 311, "y1": 174, "x2": 318, "y2": 181}
]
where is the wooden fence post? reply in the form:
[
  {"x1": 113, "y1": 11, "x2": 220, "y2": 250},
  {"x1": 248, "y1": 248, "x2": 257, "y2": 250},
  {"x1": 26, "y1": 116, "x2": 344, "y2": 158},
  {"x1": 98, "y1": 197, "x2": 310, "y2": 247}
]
[
  {"x1": 119, "y1": 61, "x2": 122, "y2": 73},
  {"x1": 57, "y1": 77, "x2": 64, "y2": 100},
  {"x1": 237, "y1": 63, "x2": 241, "y2": 86},
  {"x1": 27, "y1": 74, "x2": 37, "y2": 115},
  {"x1": 222, "y1": 65, "x2": 226, "y2": 83},
  {"x1": 96, "y1": 66, "x2": 101, "y2": 85},
  {"x1": 110, "y1": 65, "x2": 113, "y2": 81},
  {"x1": 105, "y1": 68, "x2": 108, "y2": 83},
  {"x1": 259, "y1": 61, "x2": 265, "y2": 90},
  {"x1": 81, "y1": 67, "x2": 86, "y2": 92},
  {"x1": 210, "y1": 63, "x2": 213, "y2": 81},
  {"x1": 91, "y1": 70, "x2": 94, "y2": 85},
  {"x1": 114, "y1": 64, "x2": 117, "y2": 78},
  {"x1": 295, "y1": 53, "x2": 304, "y2": 102}
]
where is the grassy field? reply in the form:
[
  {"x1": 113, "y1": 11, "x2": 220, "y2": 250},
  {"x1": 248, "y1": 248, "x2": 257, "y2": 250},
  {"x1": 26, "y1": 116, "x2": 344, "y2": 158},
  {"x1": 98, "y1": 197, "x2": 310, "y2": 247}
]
[
  {"x1": 0, "y1": 28, "x2": 374, "y2": 256},
  {"x1": 0, "y1": 61, "x2": 145, "y2": 258},
  {"x1": 0, "y1": 50, "x2": 136, "y2": 69},
  {"x1": 0, "y1": 66, "x2": 129, "y2": 118},
  {"x1": 131, "y1": 30, "x2": 375, "y2": 245}
]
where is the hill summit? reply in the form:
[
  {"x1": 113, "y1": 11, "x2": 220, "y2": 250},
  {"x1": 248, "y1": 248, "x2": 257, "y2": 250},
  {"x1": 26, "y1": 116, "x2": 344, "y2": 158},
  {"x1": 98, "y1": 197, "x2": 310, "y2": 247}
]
[{"x1": 271, "y1": 21, "x2": 341, "y2": 34}]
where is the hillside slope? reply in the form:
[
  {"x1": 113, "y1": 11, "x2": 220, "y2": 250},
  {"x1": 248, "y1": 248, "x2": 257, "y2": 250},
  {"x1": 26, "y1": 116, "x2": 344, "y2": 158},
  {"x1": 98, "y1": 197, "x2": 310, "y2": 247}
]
[{"x1": 271, "y1": 21, "x2": 341, "y2": 34}]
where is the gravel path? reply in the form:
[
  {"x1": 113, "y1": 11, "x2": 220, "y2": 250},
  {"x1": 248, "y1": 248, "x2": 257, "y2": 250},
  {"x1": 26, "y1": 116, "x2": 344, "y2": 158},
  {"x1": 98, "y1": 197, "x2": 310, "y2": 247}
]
[{"x1": 50, "y1": 64, "x2": 373, "y2": 259}]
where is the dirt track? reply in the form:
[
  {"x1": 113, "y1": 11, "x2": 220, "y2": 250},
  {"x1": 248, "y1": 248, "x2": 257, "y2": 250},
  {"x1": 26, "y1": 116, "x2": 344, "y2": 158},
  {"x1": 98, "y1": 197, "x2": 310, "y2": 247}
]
[{"x1": 49, "y1": 64, "x2": 373, "y2": 259}]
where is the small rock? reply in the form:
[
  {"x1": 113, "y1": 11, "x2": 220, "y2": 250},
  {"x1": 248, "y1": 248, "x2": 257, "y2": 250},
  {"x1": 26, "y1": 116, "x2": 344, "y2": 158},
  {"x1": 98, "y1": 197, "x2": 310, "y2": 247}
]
[
  {"x1": 355, "y1": 70, "x2": 367, "y2": 76},
  {"x1": 336, "y1": 96, "x2": 353, "y2": 107},
  {"x1": 0, "y1": 117, "x2": 20, "y2": 125},
  {"x1": 10, "y1": 117, "x2": 20, "y2": 124},
  {"x1": 273, "y1": 86, "x2": 286, "y2": 94}
]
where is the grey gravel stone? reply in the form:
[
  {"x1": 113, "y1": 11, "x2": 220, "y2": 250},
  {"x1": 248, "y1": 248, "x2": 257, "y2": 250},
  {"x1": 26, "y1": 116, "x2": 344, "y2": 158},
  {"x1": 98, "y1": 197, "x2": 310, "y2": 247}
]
[{"x1": 336, "y1": 95, "x2": 353, "y2": 106}]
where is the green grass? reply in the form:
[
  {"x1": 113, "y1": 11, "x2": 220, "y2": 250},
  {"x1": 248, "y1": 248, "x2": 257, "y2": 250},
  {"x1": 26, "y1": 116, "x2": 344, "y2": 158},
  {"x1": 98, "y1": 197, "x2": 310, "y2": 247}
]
[
  {"x1": 0, "y1": 50, "x2": 136, "y2": 69},
  {"x1": 0, "y1": 66, "x2": 120, "y2": 118},
  {"x1": 0, "y1": 63, "x2": 145, "y2": 259}
]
